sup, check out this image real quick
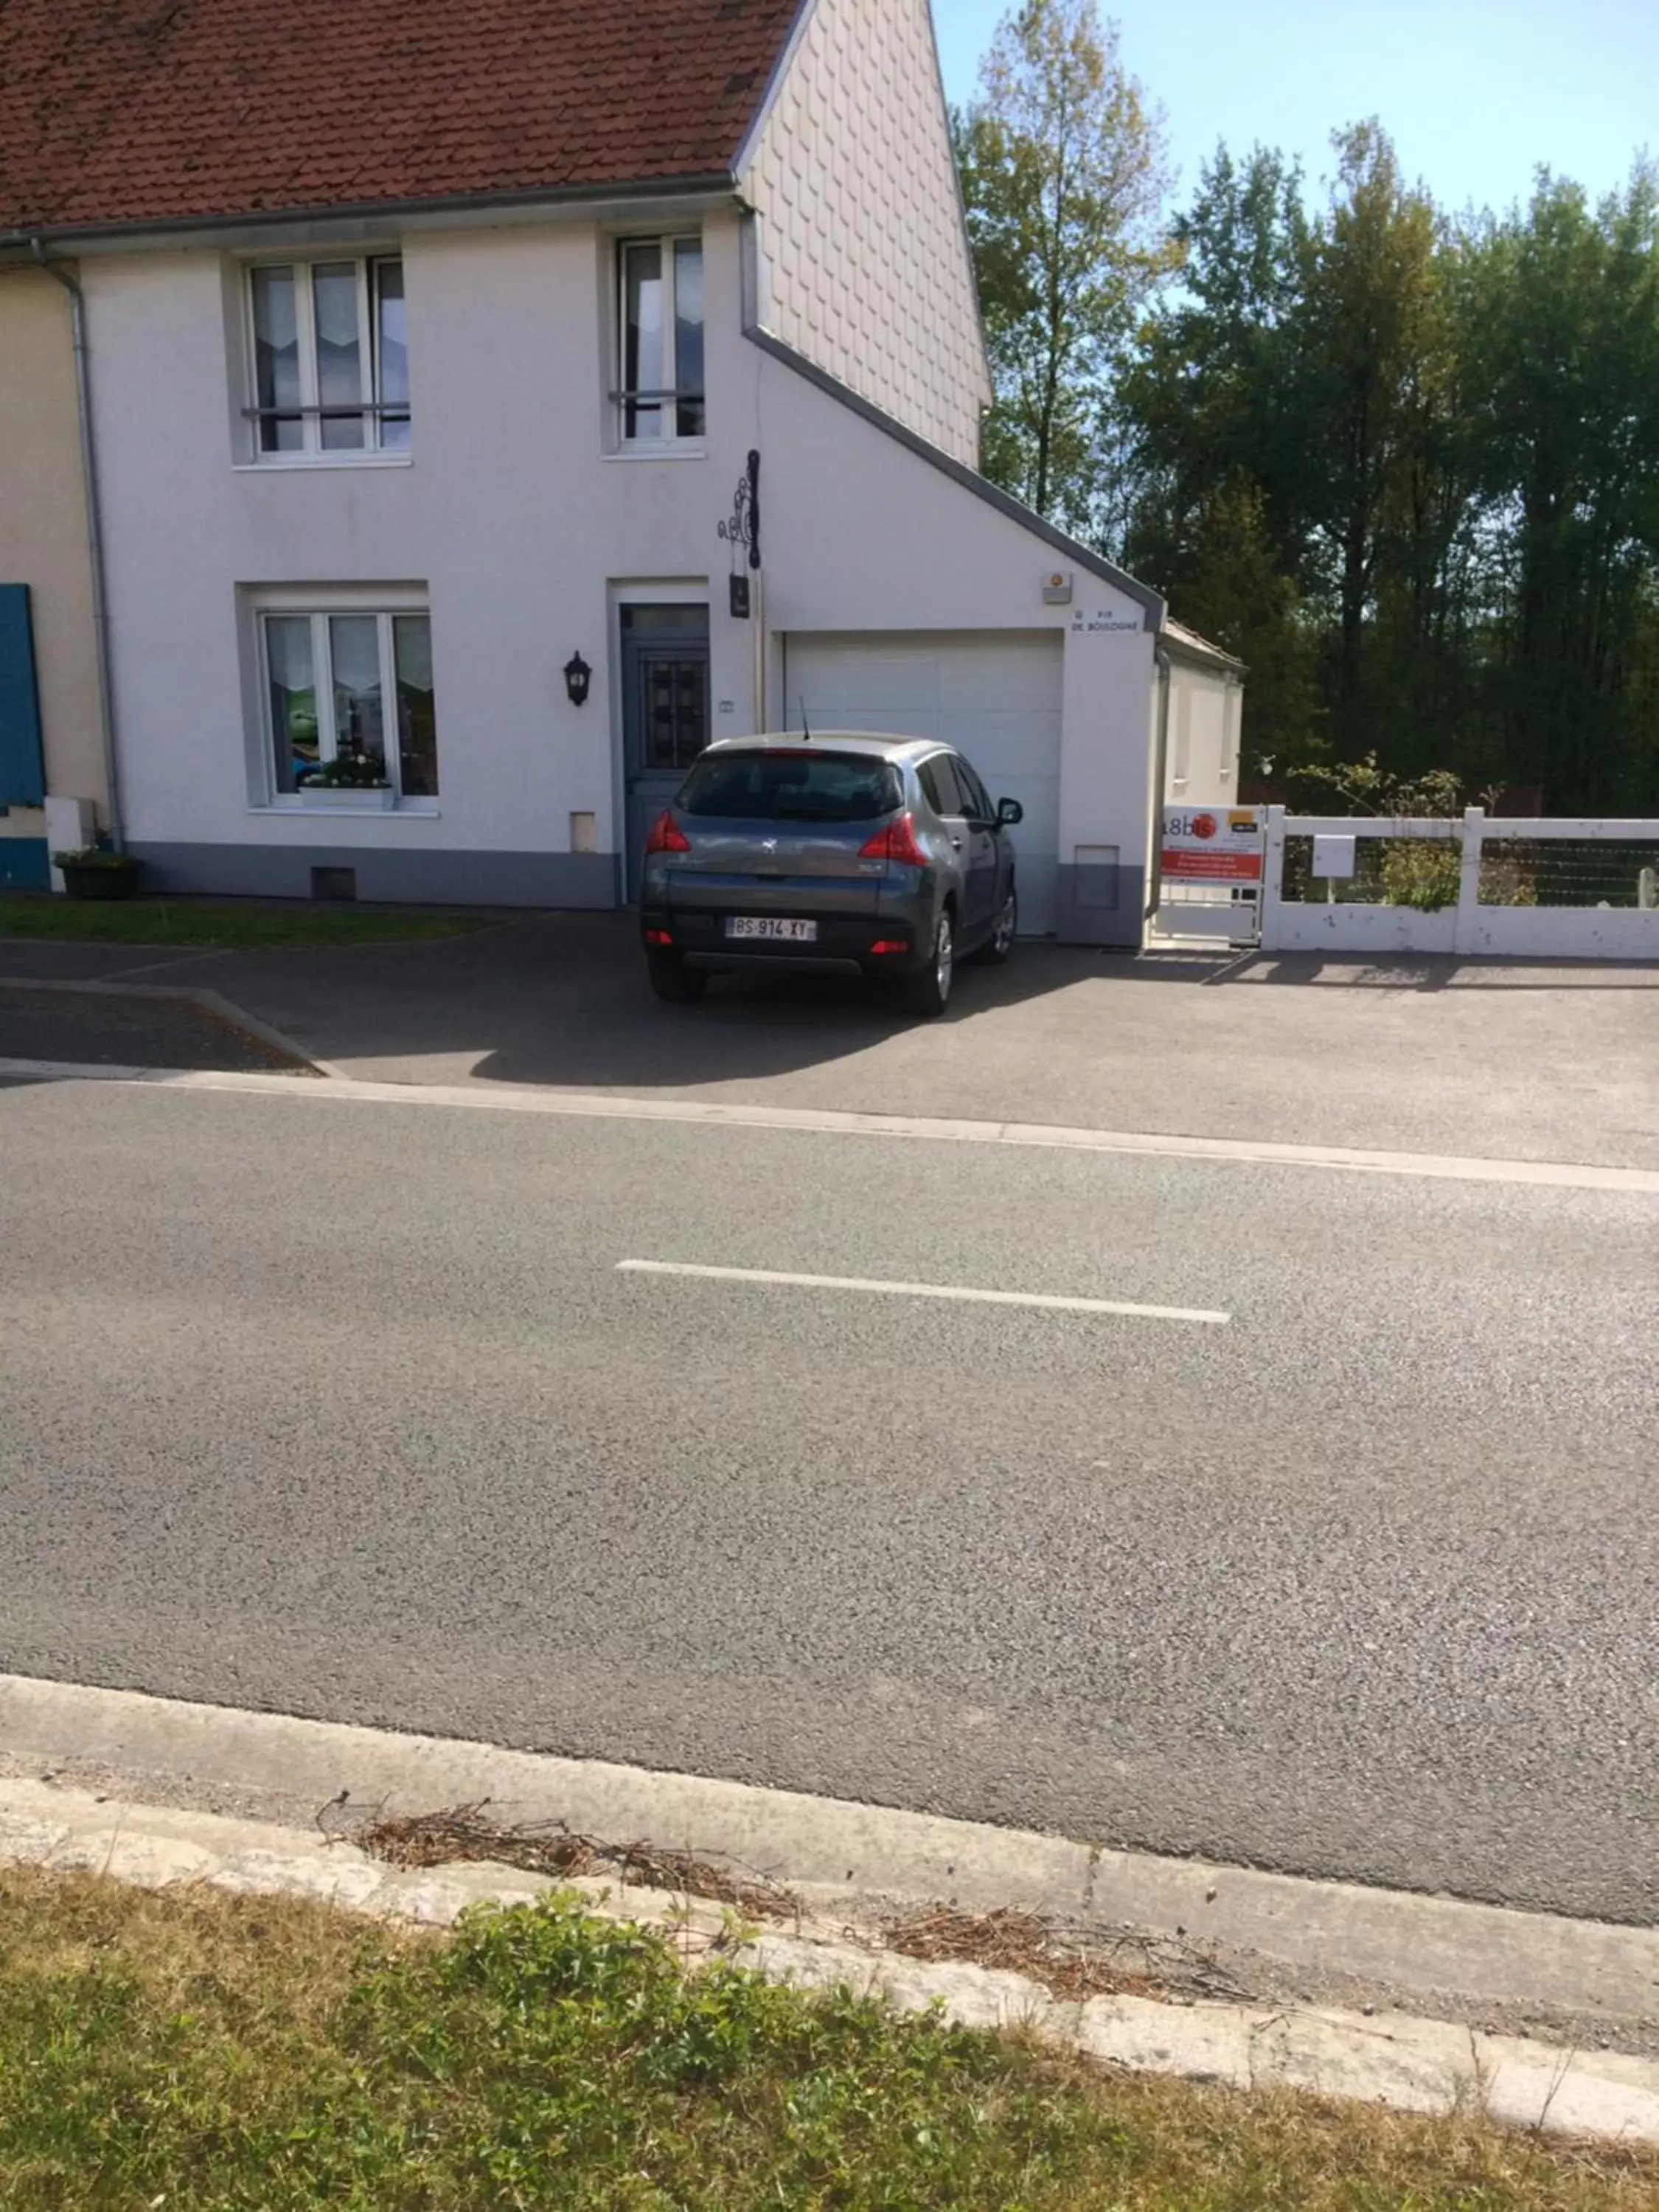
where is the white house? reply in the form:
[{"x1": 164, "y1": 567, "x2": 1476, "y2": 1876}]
[{"x1": 0, "y1": 0, "x2": 1242, "y2": 946}]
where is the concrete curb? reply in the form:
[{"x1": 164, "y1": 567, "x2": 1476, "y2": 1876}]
[
  {"x1": 2, "y1": 1774, "x2": 1656, "y2": 2145},
  {"x1": 3, "y1": 1675, "x2": 1655, "y2": 2031},
  {"x1": 2, "y1": 1060, "x2": 1658, "y2": 1192}
]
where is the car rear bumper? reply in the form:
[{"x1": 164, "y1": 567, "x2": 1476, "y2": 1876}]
[{"x1": 642, "y1": 902, "x2": 932, "y2": 976}]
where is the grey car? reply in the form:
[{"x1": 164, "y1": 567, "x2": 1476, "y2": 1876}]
[{"x1": 639, "y1": 731, "x2": 1023, "y2": 1015}]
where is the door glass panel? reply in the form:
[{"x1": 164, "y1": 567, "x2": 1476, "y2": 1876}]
[
  {"x1": 621, "y1": 604, "x2": 708, "y2": 635},
  {"x1": 313, "y1": 264, "x2": 365, "y2": 449},
  {"x1": 622, "y1": 242, "x2": 664, "y2": 440},
  {"x1": 673, "y1": 237, "x2": 705, "y2": 438},
  {"x1": 251, "y1": 267, "x2": 303, "y2": 453},
  {"x1": 394, "y1": 614, "x2": 438, "y2": 796},
  {"x1": 330, "y1": 615, "x2": 385, "y2": 768},
  {"x1": 375, "y1": 259, "x2": 410, "y2": 450},
  {"x1": 265, "y1": 616, "x2": 316, "y2": 792},
  {"x1": 641, "y1": 655, "x2": 707, "y2": 771}
]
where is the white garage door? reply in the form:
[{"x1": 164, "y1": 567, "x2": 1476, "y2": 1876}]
[{"x1": 782, "y1": 632, "x2": 1063, "y2": 934}]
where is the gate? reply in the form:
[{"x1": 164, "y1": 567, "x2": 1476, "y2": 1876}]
[{"x1": 1147, "y1": 804, "x2": 1265, "y2": 948}]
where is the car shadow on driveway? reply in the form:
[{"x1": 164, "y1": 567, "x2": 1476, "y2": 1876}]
[{"x1": 174, "y1": 913, "x2": 1228, "y2": 1095}]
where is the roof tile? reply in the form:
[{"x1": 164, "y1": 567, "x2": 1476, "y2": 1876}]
[{"x1": 0, "y1": 0, "x2": 801, "y2": 233}]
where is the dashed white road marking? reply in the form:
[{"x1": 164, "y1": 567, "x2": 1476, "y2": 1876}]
[{"x1": 616, "y1": 1259, "x2": 1231, "y2": 1326}]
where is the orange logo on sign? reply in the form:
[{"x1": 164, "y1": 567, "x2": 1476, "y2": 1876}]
[{"x1": 1192, "y1": 813, "x2": 1218, "y2": 840}]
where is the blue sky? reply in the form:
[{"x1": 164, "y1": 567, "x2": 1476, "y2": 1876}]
[{"x1": 931, "y1": 0, "x2": 1656, "y2": 219}]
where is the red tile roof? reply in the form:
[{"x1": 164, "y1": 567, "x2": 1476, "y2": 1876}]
[{"x1": 0, "y1": 0, "x2": 804, "y2": 235}]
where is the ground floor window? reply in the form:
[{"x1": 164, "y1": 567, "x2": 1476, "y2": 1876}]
[{"x1": 261, "y1": 609, "x2": 437, "y2": 798}]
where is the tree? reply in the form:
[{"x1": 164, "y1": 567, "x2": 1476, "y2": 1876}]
[
  {"x1": 1294, "y1": 123, "x2": 1444, "y2": 726},
  {"x1": 955, "y1": 0, "x2": 1172, "y2": 533},
  {"x1": 1123, "y1": 143, "x2": 1312, "y2": 574},
  {"x1": 1461, "y1": 164, "x2": 1659, "y2": 809}
]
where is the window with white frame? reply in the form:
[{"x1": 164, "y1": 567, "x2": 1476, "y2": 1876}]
[
  {"x1": 260, "y1": 610, "x2": 438, "y2": 798},
  {"x1": 616, "y1": 235, "x2": 705, "y2": 442},
  {"x1": 248, "y1": 257, "x2": 410, "y2": 456}
]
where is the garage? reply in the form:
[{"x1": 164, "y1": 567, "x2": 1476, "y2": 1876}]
[{"x1": 782, "y1": 631, "x2": 1064, "y2": 935}]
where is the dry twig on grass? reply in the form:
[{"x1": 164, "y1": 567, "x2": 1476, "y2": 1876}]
[{"x1": 347, "y1": 1800, "x2": 801, "y2": 1921}]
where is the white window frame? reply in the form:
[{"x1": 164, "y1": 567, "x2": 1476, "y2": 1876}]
[
  {"x1": 243, "y1": 255, "x2": 409, "y2": 462},
  {"x1": 253, "y1": 594, "x2": 436, "y2": 807},
  {"x1": 615, "y1": 233, "x2": 706, "y2": 449}
]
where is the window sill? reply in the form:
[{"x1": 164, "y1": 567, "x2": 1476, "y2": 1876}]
[
  {"x1": 253, "y1": 800, "x2": 441, "y2": 818},
  {"x1": 602, "y1": 445, "x2": 707, "y2": 464},
  {"x1": 234, "y1": 453, "x2": 414, "y2": 474}
]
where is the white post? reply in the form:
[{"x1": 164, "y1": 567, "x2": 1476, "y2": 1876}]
[
  {"x1": 1260, "y1": 805, "x2": 1287, "y2": 952},
  {"x1": 1454, "y1": 806, "x2": 1485, "y2": 956}
]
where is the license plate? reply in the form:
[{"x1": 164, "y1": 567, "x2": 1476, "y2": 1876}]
[{"x1": 726, "y1": 917, "x2": 818, "y2": 942}]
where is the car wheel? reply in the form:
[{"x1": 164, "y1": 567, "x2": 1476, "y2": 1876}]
[
  {"x1": 902, "y1": 910, "x2": 954, "y2": 1018},
  {"x1": 972, "y1": 884, "x2": 1018, "y2": 965},
  {"x1": 647, "y1": 950, "x2": 707, "y2": 1004}
]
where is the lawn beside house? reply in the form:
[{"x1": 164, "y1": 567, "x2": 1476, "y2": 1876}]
[
  {"x1": 0, "y1": 894, "x2": 496, "y2": 950},
  {"x1": 0, "y1": 1870, "x2": 1652, "y2": 2211}
]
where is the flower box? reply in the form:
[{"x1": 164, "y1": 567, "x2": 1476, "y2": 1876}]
[
  {"x1": 55, "y1": 850, "x2": 142, "y2": 900},
  {"x1": 296, "y1": 785, "x2": 397, "y2": 811}
]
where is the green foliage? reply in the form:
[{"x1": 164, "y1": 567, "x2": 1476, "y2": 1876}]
[
  {"x1": 49, "y1": 846, "x2": 139, "y2": 870},
  {"x1": 4, "y1": 1871, "x2": 1657, "y2": 2210},
  {"x1": 955, "y1": 0, "x2": 1173, "y2": 535},
  {"x1": 302, "y1": 748, "x2": 389, "y2": 789},
  {"x1": 0, "y1": 894, "x2": 490, "y2": 947},
  {"x1": 1110, "y1": 119, "x2": 1659, "y2": 812}
]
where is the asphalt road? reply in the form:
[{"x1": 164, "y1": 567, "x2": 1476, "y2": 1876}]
[{"x1": 2, "y1": 1076, "x2": 1655, "y2": 1923}]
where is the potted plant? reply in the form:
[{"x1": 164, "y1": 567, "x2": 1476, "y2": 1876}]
[
  {"x1": 54, "y1": 846, "x2": 143, "y2": 901},
  {"x1": 297, "y1": 747, "x2": 397, "y2": 810}
]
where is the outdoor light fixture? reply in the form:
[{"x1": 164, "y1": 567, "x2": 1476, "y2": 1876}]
[{"x1": 563, "y1": 652, "x2": 592, "y2": 706}]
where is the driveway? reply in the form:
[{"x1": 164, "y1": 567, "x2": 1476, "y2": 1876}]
[{"x1": 2, "y1": 913, "x2": 1657, "y2": 1168}]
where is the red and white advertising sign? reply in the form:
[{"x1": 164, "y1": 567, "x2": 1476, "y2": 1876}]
[{"x1": 1161, "y1": 806, "x2": 1265, "y2": 883}]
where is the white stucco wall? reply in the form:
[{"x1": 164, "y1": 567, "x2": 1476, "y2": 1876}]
[
  {"x1": 86, "y1": 215, "x2": 765, "y2": 880},
  {"x1": 744, "y1": 0, "x2": 991, "y2": 467},
  {"x1": 1165, "y1": 658, "x2": 1240, "y2": 804},
  {"x1": 80, "y1": 208, "x2": 1155, "y2": 925}
]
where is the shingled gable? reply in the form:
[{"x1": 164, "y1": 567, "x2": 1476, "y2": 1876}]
[{"x1": 0, "y1": 0, "x2": 805, "y2": 237}]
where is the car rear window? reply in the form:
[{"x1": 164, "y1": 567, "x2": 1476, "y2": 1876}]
[{"x1": 678, "y1": 751, "x2": 901, "y2": 823}]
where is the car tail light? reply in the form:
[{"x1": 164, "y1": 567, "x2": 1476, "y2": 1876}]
[
  {"x1": 644, "y1": 810, "x2": 690, "y2": 856},
  {"x1": 859, "y1": 813, "x2": 928, "y2": 868},
  {"x1": 869, "y1": 939, "x2": 910, "y2": 956},
  {"x1": 644, "y1": 928, "x2": 675, "y2": 947}
]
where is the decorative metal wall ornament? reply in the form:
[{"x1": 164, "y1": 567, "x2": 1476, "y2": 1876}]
[{"x1": 719, "y1": 448, "x2": 762, "y2": 618}]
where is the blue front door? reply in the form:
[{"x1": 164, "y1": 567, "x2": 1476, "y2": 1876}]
[{"x1": 622, "y1": 604, "x2": 711, "y2": 900}]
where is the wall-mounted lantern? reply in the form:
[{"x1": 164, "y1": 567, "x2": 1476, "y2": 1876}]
[{"x1": 563, "y1": 652, "x2": 592, "y2": 707}]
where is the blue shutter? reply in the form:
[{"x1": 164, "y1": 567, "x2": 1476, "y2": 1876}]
[{"x1": 0, "y1": 584, "x2": 47, "y2": 807}]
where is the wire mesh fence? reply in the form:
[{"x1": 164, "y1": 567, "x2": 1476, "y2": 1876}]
[
  {"x1": 1279, "y1": 832, "x2": 1659, "y2": 911},
  {"x1": 1280, "y1": 834, "x2": 1462, "y2": 909},
  {"x1": 1476, "y1": 838, "x2": 1659, "y2": 908}
]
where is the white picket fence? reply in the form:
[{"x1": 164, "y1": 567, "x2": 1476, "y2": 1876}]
[{"x1": 1259, "y1": 807, "x2": 1659, "y2": 960}]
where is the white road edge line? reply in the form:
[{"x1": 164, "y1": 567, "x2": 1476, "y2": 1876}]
[
  {"x1": 3, "y1": 1057, "x2": 1658, "y2": 1194},
  {"x1": 618, "y1": 1259, "x2": 1231, "y2": 1326}
]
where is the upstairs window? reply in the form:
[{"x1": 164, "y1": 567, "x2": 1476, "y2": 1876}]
[
  {"x1": 617, "y1": 236, "x2": 705, "y2": 443},
  {"x1": 248, "y1": 257, "x2": 409, "y2": 456}
]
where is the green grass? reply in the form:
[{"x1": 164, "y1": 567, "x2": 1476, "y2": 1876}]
[
  {"x1": 1, "y1": 1871, "x2": 1653, "y2": 2210},
  {"x1": 0, "y1": 893, "x2": 495, "y2": 950}
]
